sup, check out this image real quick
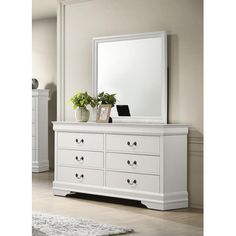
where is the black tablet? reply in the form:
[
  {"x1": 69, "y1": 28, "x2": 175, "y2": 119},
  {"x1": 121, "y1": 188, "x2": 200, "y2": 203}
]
[{"x1": 116, "y1": 105, "x2": 131, "y2": 116}]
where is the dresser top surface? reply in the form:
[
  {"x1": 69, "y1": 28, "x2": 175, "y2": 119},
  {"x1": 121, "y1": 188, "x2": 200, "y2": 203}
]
[
  {"x1": 32, "y1": 89, "x2": 49, "y2": 96},
  {"x1": 52, "y1": 121, "x2": 189, "y2": 128},
  {"x1": 52, "y1": 121, "x2": 190, "y2": 127}
]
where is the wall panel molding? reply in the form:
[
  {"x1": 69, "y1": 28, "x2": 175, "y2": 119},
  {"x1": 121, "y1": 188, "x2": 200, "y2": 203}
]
[
  {"x1": 57, "y1": 0, "x2": 65, "y2": 121},
  {"x1": 57, "y1": 0, "x2": 94, "y2": 121},
  {"x1": 187, "y1": 130, "x2": 203, "y2": 208}
]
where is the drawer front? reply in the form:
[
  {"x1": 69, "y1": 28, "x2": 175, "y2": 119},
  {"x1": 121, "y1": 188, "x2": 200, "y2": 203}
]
[
  {"x1": 57, "y1": 150, "x2": 103, "y2": 169},
  {"x1": 32, "y1": 137, "x2": 36, "y2": 149},
  {"x1": 32, "y1": 123, "x2": 36, "y2": 137},
  {"x1": 32, "y1": 97, "x2": 36, "y2": 110},
  {"x1": 57, "y1": 166, "x2": 103, "y2": 186},
  {"x1": 32, "y1": 110, "x2": 36, "y2": 124},
  {"x1": 106, "y1": 153, "x2": 160, "y2": 175},
  {"x1": 57, "y1": 132, "x2": 103, "y2": 151},
  {"x1": 32, "y1": 149, "x2": 36, "y2": 161},
  {"x1": 106, "y1": 171, "x2": 159, "y2": 193},
  {"x1": 106, "y1": 134, "x2": 160, "y2": 155}
]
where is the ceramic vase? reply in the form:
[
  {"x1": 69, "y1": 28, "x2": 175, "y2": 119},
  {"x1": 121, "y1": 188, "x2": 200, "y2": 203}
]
[
  {"x1": 91, "y1": 107, "x2": 98, "y2": 122},
  {"x1": 75, "y1": 107, "x2": 90, "y2": 122}
]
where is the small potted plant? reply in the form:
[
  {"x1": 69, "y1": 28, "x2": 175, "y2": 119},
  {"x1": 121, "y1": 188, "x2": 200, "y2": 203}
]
[
  {"x1": 98, "y1": 92, "x2": 117, "y2": 107},
  {"x1": 90, "y1": 96, "x2": 100, "y2": 121},
  {"x1": 69, "y1": 92, "x2": 92, "y2": 122}
]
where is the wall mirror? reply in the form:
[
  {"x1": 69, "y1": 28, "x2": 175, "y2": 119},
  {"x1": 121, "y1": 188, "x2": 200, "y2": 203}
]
[{"x1": 93, "y1": 31, "x2": 167, "y2": 123}]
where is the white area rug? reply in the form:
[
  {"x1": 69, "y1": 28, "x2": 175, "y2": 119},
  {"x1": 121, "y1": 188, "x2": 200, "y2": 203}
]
[{"x1": 32, "y1": 212, "x2": 133, "y2": 236}]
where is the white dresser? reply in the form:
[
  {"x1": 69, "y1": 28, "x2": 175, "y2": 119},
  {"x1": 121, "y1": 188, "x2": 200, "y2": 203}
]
[
  {"x1": 52, "y1": 122, "x2": 188, "y2": 210},
  {"x1": 32, "y1": 89, "x2": 49, "y2": 172}
]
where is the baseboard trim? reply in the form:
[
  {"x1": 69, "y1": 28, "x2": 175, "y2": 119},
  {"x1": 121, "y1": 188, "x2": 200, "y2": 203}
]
[
  {"x1": 189, "y1": 203, "x2": 203, "y2": 209},
  {"x1": 32, "y1": 160, "x2": 49, "y2": 173}
]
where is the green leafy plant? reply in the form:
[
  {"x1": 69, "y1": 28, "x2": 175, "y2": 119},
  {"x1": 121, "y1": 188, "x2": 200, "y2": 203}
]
[
  {"x1": 69, "y1": 91, "x2": 117, "y2": 109},
  {"x1": 69, "y1": 92, "x2": 92, "y2": 109},
  {"x1": 97, "y1": 92, "x2": 117, "y2": 107},
  {"x1": 90, "y1": 97, "x2": 100, "y2": 108}
]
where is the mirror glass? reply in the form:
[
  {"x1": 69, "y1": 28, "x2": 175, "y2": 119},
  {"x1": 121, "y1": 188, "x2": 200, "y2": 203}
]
[{"x1": 93, "y1": 32, "x2": 167, "y2": 123}]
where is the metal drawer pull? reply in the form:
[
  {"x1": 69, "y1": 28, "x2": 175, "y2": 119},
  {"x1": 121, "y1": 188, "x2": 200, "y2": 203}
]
[
  {"x1": 75, "y1": 173, "x2": 84, "y2": 179},
  {"x1": 127, "y1": 179, "x2": 137, "y2": 185},
  {"x1": 127, "y1": 141, "x2": 137, "y2": 147},
  {"x1": 75, "y1": 156, "x2": 84, "y2": 161},
  {"x1": 75, "y1": 138, "x2": 84, "y2": 144},
  {"x1": 127, "y1": 160, "x2": 137, "y2": 166}
]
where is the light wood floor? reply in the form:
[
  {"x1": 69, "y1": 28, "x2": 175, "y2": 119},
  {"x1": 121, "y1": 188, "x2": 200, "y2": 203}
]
[{"x1": 32, "y1": 172, "x2": 203, "y2": 236}]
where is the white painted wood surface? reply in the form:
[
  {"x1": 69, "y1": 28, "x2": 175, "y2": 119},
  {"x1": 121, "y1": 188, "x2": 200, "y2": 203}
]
[
  {"x1": 53, "y1": 122, "x2": 188, "y2": 210},
  {"x1": 57, "y1": 166, "x2": 104, "y2": 186},
  {"x1": 106, "y1": 134, "x2": 160, "y2": 155},
  {"x1": 106, "y1": 153, "x2": 160, "y2": 175},
  {"x1": 57, "y1": 150, "x2": 104, "y2": 169},
  {"x1": 32, "y1": 89, "x2": 49, "y2": 172},
  {"x1": 32, "y1": 123, "x2": 36, "y2": 137},
  {"x1": 106, "y1": 171, "x2": 160, "y2": 193},
  {"x1": 57, "y1": 132, "x2": 103, "y2": 151},
  {"x1": 92, "y1": 31, "x2": 167, "y2": 124}
]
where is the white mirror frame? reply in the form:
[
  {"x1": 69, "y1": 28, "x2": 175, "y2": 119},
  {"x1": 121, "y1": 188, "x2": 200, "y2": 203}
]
[{"x1": 92, "y1": 31, "x2": 167, "y2": 124}]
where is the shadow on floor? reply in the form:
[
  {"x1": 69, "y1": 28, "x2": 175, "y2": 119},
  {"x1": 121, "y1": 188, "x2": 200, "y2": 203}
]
[{"x1": 67, "y1": 192, "x2": 146, "y2": 209}]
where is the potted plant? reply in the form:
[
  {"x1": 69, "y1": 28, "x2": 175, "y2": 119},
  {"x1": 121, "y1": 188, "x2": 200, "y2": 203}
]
[
  {"x1": 90, "y1": 96, "x2": 100, "y2": 121},
  {"x1": 69, "y1": 92, "x2": 92, "y2": 122},
  {"x1": 89, "y1": 92, "x2": 117, "y2": 122},
  {"x1": 97, "y1": 92, "x2": 116, "y2": 107}
]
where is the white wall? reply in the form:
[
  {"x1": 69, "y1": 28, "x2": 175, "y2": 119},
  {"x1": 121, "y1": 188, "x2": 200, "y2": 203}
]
[
  {"x1": 32, "y1": 18, "x2": 56, "y2": 89},
  {"x1": 32, "y1": 18, "x2": 57, "y2": 169}
]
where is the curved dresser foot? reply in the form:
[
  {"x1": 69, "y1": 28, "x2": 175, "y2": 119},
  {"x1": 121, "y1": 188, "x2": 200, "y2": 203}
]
[
  {"x1": 53, "y1": 189, "x2": 71, "y2": 197},
  {"x1": 142, "y1": 200, "x2": 188, "y2": 211},
  {"x1": 141, "y1": 201, "x2": 164, "y2": 211}
]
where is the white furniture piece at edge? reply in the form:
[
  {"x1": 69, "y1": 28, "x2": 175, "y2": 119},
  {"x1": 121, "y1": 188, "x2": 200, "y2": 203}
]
[
  {"x1": 32, "y1": 89, "x2": 49, "y2": 172},
  {"x1": 52, "y1": 122, "x2": 188, "y2": 211}
]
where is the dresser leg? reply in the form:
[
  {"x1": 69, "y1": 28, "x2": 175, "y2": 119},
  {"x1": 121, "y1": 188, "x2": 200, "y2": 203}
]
[
  {"x1": 142, "y1": 200, "x2": 188, "y2": 211},
  {"x1": 53, "y1": 189, "x2": 71, "y2": 197},
  {"x1": 141, "y1": 201, "x2": 165, "y2": 210}
]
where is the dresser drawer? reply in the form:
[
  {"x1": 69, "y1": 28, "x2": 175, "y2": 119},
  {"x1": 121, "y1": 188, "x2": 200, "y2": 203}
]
[
  {"x1": 106, "y1": 171, "x2": 159, "y2": 193},
  {"x1": 32, "y1": 123, "x2": 36, "y2": 137},
  {"x1": 57, "y1": 167, "x2": 103, "y2": 186},
  {"x1": 32, "y1": 149, "x2": 36, "y2": 161},
  {"x1": 32, "y1": 110, "x2": 36, "y2": 124},
  {"x1": 57, "y1": 150, "x2": 103, "y2": 169},
  {"x1": 106, "y1": 153, "x2": 160, "y2": 175},
  {"x1": 32, "y1": 97, "x2": 36, "y2": 110},
  {"x1": 32, "y1": 137, "x2": 36, "y2": 149},
  {"x1": 57, "y1": 132, "x2": 103, "y2": 151},
  {"x1": 106, "y1": 134, "x2": 160, "y2": 155}
]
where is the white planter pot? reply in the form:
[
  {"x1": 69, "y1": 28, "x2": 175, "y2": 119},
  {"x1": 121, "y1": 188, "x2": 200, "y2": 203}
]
[
  {"x1": 90, "y1": 107, "x2": 98, "y2": 122},
  {"x1": 75, "y1": 107, "x2": 90, "y2": 122}
]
